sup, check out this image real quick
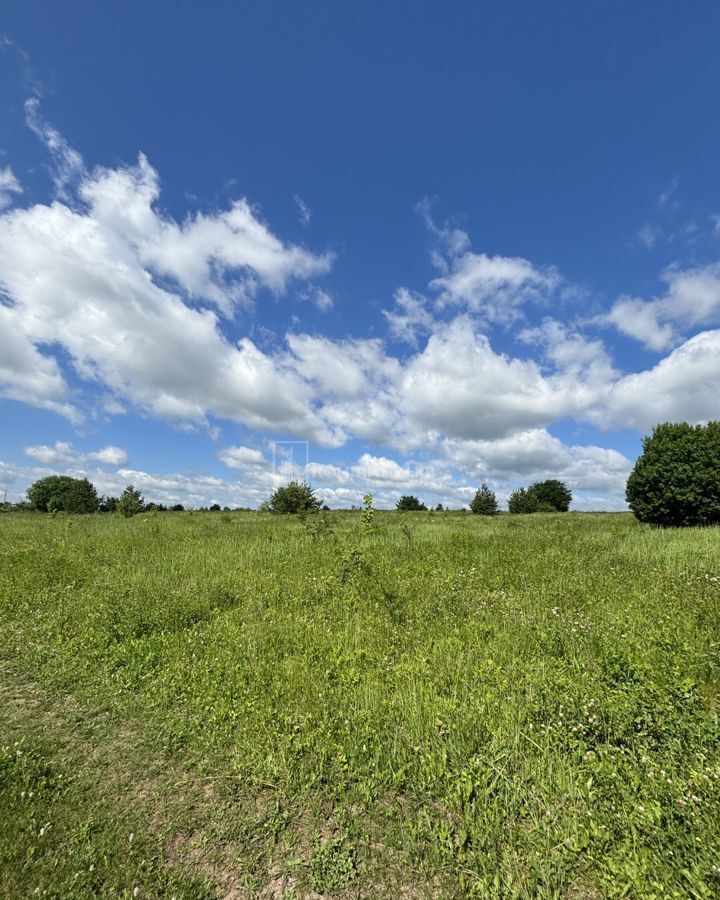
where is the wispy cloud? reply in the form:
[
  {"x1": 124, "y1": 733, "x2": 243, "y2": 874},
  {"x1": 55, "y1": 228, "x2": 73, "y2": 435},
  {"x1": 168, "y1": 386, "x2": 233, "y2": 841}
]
[{"x1": 294, "y1": 193, "x2": 313, "y2": 226}]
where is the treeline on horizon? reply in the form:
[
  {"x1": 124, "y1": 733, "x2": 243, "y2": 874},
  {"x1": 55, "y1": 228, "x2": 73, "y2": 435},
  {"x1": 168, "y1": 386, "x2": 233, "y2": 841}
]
[
  {"x1": 2, "y1": 422, "x2": 719, "y2": 526},
  {"x1": 1, "y1": 475, "x2": 572, "y2": 517}
]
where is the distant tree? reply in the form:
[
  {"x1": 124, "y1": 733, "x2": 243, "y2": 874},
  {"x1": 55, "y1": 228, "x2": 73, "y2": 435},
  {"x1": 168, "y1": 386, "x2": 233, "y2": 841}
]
[
  {"x1": 626, "y1": 422, "x2": 720, "y2": 527},
  {"x1": 507, "y1": 487, "x2": 539, "y2": 514},
  {"x1": 470, "y1": 483, "x2": 499, "y2": 516},
  {"x1": 435, "y1": 503, "x2": 444, "y2": 511},
  {"x1": 170, "y1": 503, "x2": 185, "y2": 512},
  {"x1": 99, "y1": 495, "x2": 118, "y2": 512},
  {"x1": 528, "y1": 479, "x2": 572, "y2": 512},
  {"x1": 268, "y1": 481, "x2": 322, "y2": 514},
  {"x1": 209, "y1": 503, "x2": 222, "y2": 512},
  {"x1": 117, "y1": 484, "x2": 144, "y2": 518},
  {"x1": 27, "y1": 476, "x2": 99, "y2": 514},
  {"x1": 396, "y1": 495, "x2": 427, "y2": 511}
]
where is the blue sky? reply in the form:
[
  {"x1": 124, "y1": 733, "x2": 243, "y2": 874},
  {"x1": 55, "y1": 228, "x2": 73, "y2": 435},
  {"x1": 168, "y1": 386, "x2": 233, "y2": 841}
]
[{"x1": 1, "y1": 1, "x2": 720, "y2": 508}]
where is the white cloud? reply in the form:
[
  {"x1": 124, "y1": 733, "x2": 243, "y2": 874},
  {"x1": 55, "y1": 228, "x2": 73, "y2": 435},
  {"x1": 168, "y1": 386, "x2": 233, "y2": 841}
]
[
  {"x1": 4, "y1": 106, "x2": 720, "y2": 511},
  {"x1": 442, "y1": 429, "x2": 632, "y2": 497},
  {"x1": 0, "y1": 107, "x2": 337, "y2": 442},
  {"x1": 217, "y1": 445, "x2": 267, "y2": 469},
  {"x1": 382, "y1": 287, "x2": 436, "y2": 346},
  {"x1": 606, "y1": 297, "x2": 676, "y2": 351},
  {"x1": 312, "y1": 289, "x2": 333, "y2": 311},
  {"x1": 25, "y1": 98, "x2": 85, "y2": 198},
  {"x1": 606, "y1": 263, "x2": 720, "y2": 350},
  {"x1": 414, "y1": 199, "x2": 562, "y2": 329},
  {"x1": 294, "y1": 194, "x2": 313, "y2": 226},
  {"x1": 24, "y1": 441, "x2": 128, "y2": 467},
  {"x1": 419, "y1": 204, "x2": 559, "y2": 322},
  {"x1": 599, "y1": 329, "x2": 720, "y2": 431},
  {"x1": 305, "y1": 462, "x2": 351, "y2": 484},
  {"x1": 0, "y1": 166, "x2": 22, "y2": 210},
  {"x1": 397, "y1": 318, "x2": 599, "y2": 442},
  {"x1": 80, "y1": 153, "x2": 333, "y2": 315},
  {"x1": 92, "y1": 445, "x2": 128, "y2": 465},
  {"x1": 287, "y1": 333, "x2": 401, "y2": 400},
  {"x1": 431, "y1": 251, "x2": 558, "y2": 320},
  {"x1": 519, "y1": 319, "x2": 617, "y2": 385},
  {"x1": 0, "y1": 304, "x2": 79, "y2": 421}
]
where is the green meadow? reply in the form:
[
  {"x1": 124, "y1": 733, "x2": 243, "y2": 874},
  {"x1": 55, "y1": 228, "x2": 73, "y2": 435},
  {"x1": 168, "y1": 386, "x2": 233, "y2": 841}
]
[{"x1": 1, "y1": 510, "x2": 719, "y2": 898}]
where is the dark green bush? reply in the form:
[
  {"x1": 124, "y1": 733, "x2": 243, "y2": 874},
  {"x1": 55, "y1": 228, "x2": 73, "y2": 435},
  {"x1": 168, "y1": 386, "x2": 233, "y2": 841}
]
[
  {"x1": 27, "y1": 476, "x2": 99, "y2": 513},
  {"x1": 508, "y1": 487, "x2": 539, "y2": 514},
  {"x1": 396, "y1": 495, "x2": 427, "y2": 511},
  {"x1": 117, "y1": 484, "x2": 144, "y2": 518},
  {"x1": 268, "y1": 481, "x2": 322, "y2": 514},
  {"x1": 626, "y1": 422, "x2": 720, "y2": 526},
  {"x1": 528, "y1": 479, "x2": 572, "y2": 512},
  {"x1": 470, "y1": 482, "x2": 498, "y2": 515}
]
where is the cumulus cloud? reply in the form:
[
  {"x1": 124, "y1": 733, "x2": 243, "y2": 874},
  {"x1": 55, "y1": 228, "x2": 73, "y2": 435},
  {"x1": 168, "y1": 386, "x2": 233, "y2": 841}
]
[
  {"x1": 598, "y1": 329, "x2": 720, "y2": 431},
  {"x1": 430, "y1": 252, "x2": 558, "y2": 319},
  {"x1": 305, "y1": 462, "x2": 351, "y2": 484},
  {"x1": 4, "y1": 106, "x2": 720, "y2": 511},
  {"x1": 0, "y1": 304, "x2": 79, "y2": 421},
  {"x1": 418, "y1": 202, "x2": 559, "y2": 323},
  {"x1": 519, "y1": 319, "x2": 617, "y2": 386},
  {"x1": 217, "y1": 445, "x2": 267, "y2": 469},
  {"x1": 397, "y1": 318, "x2": 599, "y2": 442},
  {"x1": 442, "y1": 429, "x2": 632, "y2": 497},
  {"x1": 287, "y1": 333, "x2": 400, "y2": 400},
  {"x1": 0, "y1": 105, "x2": 336, "y2": 440},
  {"x1": 606, "y1": 264, "x2": 720, "y2": 351},
  {"x1": 382, "y1": 288, "x2": 436, "y2": 346},
  {"x1": 80, "y1": 152, "x2": 333, "y2": 315},
  {"x1": 24, "y1": 441, "x2": 128, "y2": 467}
]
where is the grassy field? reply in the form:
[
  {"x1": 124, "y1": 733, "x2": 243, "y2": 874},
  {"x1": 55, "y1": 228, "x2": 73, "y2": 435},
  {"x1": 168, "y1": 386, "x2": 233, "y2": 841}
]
[{"x1": 1, "y1": 510, "x2": 719, "y2": 899}]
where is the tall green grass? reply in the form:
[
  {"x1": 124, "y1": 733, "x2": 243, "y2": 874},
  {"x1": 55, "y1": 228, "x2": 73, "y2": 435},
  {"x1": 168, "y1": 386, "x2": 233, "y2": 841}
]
[{"x1": 1, "y1": 511, "x2": 719, "y2": 897}]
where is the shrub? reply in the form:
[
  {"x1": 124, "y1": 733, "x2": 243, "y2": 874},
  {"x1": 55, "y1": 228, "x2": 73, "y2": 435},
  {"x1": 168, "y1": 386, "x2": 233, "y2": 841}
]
[
  {"x1": 507, "y1": 487, "x2": 539, "y2": 514},
  {"x1": 470, "y1": 482, "x2": 498, "y2": 515},
  {"x1": 626, "y1": 422, "x2": 720, "y2": 526},
  {"x1": 117, "y1": 484, "x2": 144, "y2": 518},
  {"x1": 268, "y1": 481, "x2": 322, "y2": 514},
  {"x1": 396, "y1": 495, "x2": 427, "y2": 511},
  {"x1": 528, "y1": 479, "x2": 572, "y2": 512},
  {"x1": 27, "y1": 476, "x2": 99, "y2": 514}
]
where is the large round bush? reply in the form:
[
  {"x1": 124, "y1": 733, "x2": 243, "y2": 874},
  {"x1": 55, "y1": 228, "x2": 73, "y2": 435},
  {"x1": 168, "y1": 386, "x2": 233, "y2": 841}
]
[{"x1": 626, "y1": 422, "x2": 720, "y2": 526}]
